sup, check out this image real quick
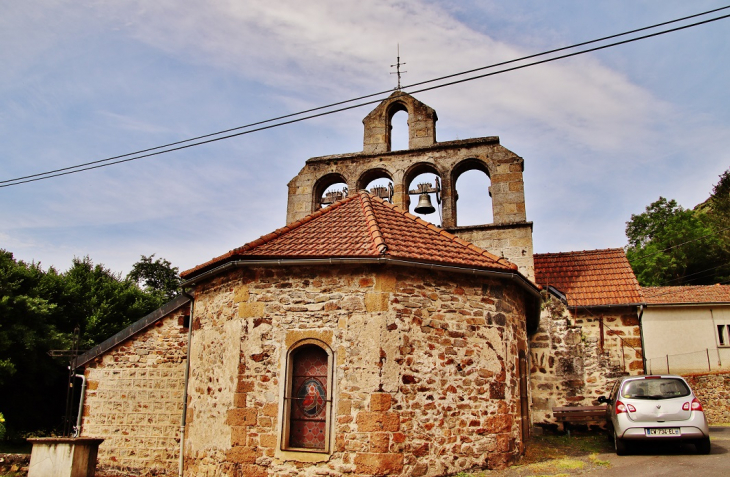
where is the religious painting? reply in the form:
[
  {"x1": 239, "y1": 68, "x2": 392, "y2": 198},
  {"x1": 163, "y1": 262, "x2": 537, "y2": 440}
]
[{"x1": 287, "y1": 345, "x2": 328, "y2": 449}]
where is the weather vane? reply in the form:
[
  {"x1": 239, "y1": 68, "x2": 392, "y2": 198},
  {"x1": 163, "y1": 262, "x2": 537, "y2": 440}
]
[{"x1": 390, "y1": 44, "x2": 407, "y2": 90}]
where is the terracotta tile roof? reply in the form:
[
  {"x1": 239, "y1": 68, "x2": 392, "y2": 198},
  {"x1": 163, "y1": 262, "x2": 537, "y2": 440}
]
[
  {"x1": 181, "y1": 191, "x2": 517, "y2": 279},
  {"x1": 642, "y1": 284, "x2": 730, "y2": 305},
  {"x1": 533, "y1": 248, "x2": 643, "y2": 307}
]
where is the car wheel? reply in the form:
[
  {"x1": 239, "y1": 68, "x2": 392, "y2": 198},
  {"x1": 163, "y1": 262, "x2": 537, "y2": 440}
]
[
  {"x1": 695, "y1": 437, "x2": 711, "y2": 455},
  {"x1": 614, "y1": 431, "x2": 628, "y2": 456}
]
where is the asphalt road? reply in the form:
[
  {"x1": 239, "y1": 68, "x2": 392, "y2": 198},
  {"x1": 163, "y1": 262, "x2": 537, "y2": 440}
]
[{"x1": 586, "y1": 426, "x2": 730, "y2": 476}]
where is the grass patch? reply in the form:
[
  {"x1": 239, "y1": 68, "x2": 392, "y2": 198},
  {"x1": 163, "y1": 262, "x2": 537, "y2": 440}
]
[{"x1": 526, "y1": 457, "x2": 585, "y2": 473}]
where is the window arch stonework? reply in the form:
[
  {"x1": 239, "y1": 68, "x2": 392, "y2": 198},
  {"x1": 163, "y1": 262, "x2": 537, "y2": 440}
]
[{"x1": 281, "y1": 340, "x2": 333, "y2": 453}]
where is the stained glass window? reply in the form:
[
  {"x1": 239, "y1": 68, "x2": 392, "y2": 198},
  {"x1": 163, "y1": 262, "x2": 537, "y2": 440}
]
[{"x1": 286, "y1": 344, "x2": 329, "y2": 450}]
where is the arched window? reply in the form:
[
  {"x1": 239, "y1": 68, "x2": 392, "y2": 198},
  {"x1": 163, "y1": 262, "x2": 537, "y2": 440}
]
[
  {"x1": 358, "y1": 168, "x2": 394, "y2": 204},
  {"x1": 314, "y1": 173, "x2": 348, "y2": 211},
  {"x1": 390, "y1": 110, "x2": 409, "y2": 151},
  {"x1": 282, "y1": 341, "x2": 333, "y2": 452},
  {"x1": 407, "y1": 171, "x2": 442, "y2": 226},
  {"x1": 455, "y1": 169, "x2": 492, "y2": 225}
]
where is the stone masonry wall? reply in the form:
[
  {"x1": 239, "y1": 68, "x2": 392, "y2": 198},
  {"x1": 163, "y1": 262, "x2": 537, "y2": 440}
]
[
  {"x1": 82, "y1": 305, "x2": 190, "y2": 476},
  {"x1": 683, "y1": 371, "x2": 730, "y2": 424},
  {"x1": 530, "y1": 296, "x2": 643, "y2": 427},
  {"x1": 183, "y1": 264, "x2": 530, "y2": 477},
  {"x1": 448, "y1": 223, "x2": 534, "y2": 282}
]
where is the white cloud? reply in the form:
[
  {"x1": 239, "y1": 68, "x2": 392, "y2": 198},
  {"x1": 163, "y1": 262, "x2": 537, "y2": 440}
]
[{"x1": 2, "y1": 0, "x2": 729, "y2": 272}]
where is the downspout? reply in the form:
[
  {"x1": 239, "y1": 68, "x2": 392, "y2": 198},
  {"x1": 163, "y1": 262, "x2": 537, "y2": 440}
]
[
  {"x1": 179, "y1": 290, "x2": 195, "y2": 477},
  {"x1": 637, "y1": 304, "x2": 647, "y2": 374},
  {"x1": 73, "y1": 374, "x2": 87, "y2": 437}
]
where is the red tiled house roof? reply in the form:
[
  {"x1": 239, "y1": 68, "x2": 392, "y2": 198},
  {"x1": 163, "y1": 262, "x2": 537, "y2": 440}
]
[
  {"x1": 181, "y1": 191, "x2": 518, "y2": 280},
  {"x1": 533, "y1": 248, "x2": 643, "y2": 308},
  {"x1": 642, "y1": 284, "x2": 730, "y2": 305}
]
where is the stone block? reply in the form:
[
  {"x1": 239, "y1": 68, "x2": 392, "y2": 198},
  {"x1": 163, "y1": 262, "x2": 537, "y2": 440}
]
[
  {"x1": 354, "y1": 452, "x2": 404, "y2": 475},
  {"x1": 370, "y1": 393, "x2": 392, "y2": 412},
  {"x1": 233, "y1": 393, "x2": 247, "y2": 408},
  {"x1": 370, "y1": 432, "x2": 390, "y2": 453},
  {"x1": 231, "y1": 427, "x2": 247, "y2": 446},
  {"x1": 375, "y1": 273, "x2": 397, "y2": 292},
  {"x1": 226, "y1": 408, "x2": 258, "y2": 426},
  {"x1": 262, "y1": 402, "x2": 278, "y2": 417},
  {"x1": 236, "y1": 380, "x2": 255, "y2": 393},
  {"x1": 628, "y1": 360, "x2": 644, "y2": 371},
  {"x1": 225, "y1": 446, "x2": 260, "y2": 464},
  {"x1": 356, "y1": 411, "x2": 400, "y2": 432},
  {"x1": 485, "y1": 415, "x2": 512, "y2": 433},
  {"x1": 338, "y1": 399, "x2": 352, "y2": 416},
  {"x1": 365, "y1": 292, "x2": 390, "y2": 312},
  {"x1": 238, "y1": 302, "x2": 265, "y2": 318},
  {"x1": 237, "y1": 464, "x2": 268, "y2": 477},
  {"x1": 234, "y1": 286, "x2": 250, "y2": 303},
  {"x1": 259, "y1": 433, "x2": 277, "y2": 448}
]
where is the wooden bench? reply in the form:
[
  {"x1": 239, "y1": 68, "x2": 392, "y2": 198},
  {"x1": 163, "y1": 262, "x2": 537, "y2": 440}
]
[{"x1": 553, "y1": 406, "x2": 607, "y2": 435}]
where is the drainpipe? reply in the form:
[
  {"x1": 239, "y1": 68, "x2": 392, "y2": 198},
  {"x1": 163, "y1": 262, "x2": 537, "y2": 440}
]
[
  {"x1": 637, "y1": 304, "x2": 647, "y2": 374},
  {"x1": 179, "y1": 290, "x2": 195, "y2": 477},
  {"x1": 73, "y1": 374, "x2": 87, "y2": 437}
]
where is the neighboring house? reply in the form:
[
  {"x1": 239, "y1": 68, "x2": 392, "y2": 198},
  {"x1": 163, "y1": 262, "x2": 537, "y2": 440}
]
[
  {"x1": 641, "y1": 284, "x2": 730, "y2": 374},
  {"x1": 530, "y1": 248, "x2": 645, "y2": 426},
  {"x1": 76, "y1": 93, "x2": 543, "y2": 477}
]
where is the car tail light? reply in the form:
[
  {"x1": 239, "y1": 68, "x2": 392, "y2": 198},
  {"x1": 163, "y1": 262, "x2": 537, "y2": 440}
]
[
  {"x1": 616, "y1": 400, "x2": 636, "y2": 414},
  {"x1": 683, "y1": 398, "x2": 704, "y2": 412}
]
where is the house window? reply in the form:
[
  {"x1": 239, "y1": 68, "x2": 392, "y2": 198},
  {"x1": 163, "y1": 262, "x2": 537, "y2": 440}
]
[
  {"x1": 718, "y1": 325, "x2": 729, "y2": 347},
  {"x1": 282, "y1": 342, "x2": 332, "y2": 452}
]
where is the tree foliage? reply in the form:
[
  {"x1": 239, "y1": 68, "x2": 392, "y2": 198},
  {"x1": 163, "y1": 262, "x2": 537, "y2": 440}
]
[
  {"x1": 0, "y1": 251, "x2": 178, "y2": 436},
  {"x1": 126, "y1": 254, "x2": 181, "y2": 303},
  {"x1": 626, "y1": 170, "x2": 730, "y2": 286}
]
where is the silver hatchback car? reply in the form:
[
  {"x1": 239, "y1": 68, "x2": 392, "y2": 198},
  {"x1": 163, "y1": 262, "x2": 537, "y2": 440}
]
[{"x1": 597, "y1": 375, "x2": 711, "y2": 455}]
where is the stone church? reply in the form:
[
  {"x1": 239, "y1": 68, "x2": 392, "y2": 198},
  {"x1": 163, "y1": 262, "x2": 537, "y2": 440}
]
[{"x1": 77, "y1": 92, "x2": 549, "y2": 476}]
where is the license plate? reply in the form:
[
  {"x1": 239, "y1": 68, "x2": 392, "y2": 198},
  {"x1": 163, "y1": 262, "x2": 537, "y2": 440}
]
[{"x1": 646, "y1": 428, "x2": 680, "y2": 436}]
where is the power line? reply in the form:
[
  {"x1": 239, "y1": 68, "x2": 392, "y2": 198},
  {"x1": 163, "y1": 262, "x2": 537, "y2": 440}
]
[
  {"x1": 627, "y1": 224, "x2": 730, "y2": 262},
  {"x1": 3, "y1": 7, "x2": 730, "y2": 188}
]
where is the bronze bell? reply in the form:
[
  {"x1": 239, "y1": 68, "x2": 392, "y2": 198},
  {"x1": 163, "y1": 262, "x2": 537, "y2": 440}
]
[{"x1": 414, "y1": 192, "x2": 436, "y2": 215}]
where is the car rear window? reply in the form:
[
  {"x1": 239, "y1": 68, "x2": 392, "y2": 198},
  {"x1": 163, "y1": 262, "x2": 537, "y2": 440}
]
[{"x1": 620, "y1": 378, "x2": 690, "y2": 400}]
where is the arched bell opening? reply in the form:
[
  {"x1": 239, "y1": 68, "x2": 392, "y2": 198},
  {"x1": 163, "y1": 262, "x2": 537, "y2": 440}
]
[
  {"x1": 452, "y1": 159, "x2": 493, "y2": 226},
  {"x1": 386, "y1": 102, "x2": 409, "y2": 152},
  {"x1": 357, "y1": 168, "x2": 394, "y2": 204},
  {"x1": 404, "y1": 162, "x2": 443, "y2": 226},
  {"x1": 313, "y1": 173, "x2": 349, "y2": 211}
]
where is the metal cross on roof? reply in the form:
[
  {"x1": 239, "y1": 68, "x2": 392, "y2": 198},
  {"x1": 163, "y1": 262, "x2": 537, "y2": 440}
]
[{"x1": 390, "y1": 44, "x2": 407, "y2": 90}]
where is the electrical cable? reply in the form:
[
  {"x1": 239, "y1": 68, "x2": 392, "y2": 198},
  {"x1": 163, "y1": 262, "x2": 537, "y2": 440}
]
[
  {"x1": 2, "y1": 7, "x2": 730, "y2": 188},
  {"x1": 627, "y1": 224, "x2": 730, "y2": 262}
]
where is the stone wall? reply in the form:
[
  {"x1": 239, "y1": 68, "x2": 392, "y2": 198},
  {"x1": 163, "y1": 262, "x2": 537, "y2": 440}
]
[
  {"x1": 530, "y1": 295, "x2": 643, "y2": 427},
  {"x1": 81, "y1": 305, "x2": 190, "y2": 476},
  {"x1": 449, "y1": 223, "x2": 534, "y2": 282},
  {"x1": 183, "y1": 264, "x2": 530, "y2": 476},
  {"x1": 682, "y1": 371, "x2": 730, "y2": 424}
]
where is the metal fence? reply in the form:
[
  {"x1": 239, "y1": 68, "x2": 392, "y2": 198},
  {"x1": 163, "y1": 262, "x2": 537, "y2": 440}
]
[{"x1": 646, "y1": 348, "x2": 729, "y2": 374}]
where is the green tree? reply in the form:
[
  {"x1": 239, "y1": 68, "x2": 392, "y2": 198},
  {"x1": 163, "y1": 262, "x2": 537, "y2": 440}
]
[
  {"x1": 60, "y1": 256, "x2": 162, "y2": 350},
  {"x1": 626, "y1": 169, "x2": 730, "y2": 286},
  {"x1": 708, "y1": 169, "x2": 730, "y2": 283},
  {"x1": 0, "y1": 252, "x2": 171, "y2": 436},
  {"x1": 127, "y1": 254, "x2": 181, "y2": 304},
  {"x1": 0, "y1": 251, "x2": 69, "y2": 435}
]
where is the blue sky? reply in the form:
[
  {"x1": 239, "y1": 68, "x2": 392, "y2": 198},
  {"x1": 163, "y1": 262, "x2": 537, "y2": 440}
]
[{"x1": 1, "y1": 1, "x2": 729, "y2": 276}]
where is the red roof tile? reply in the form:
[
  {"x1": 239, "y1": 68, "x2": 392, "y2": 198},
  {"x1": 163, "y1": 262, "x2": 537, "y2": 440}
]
[
  {"x1": 642, "y1": 284, "x2": 730, "y2": 305},
  {"x1": 181, "y1": 191, "x2": 517, "y2": 279},
  {"x1": 533, "y1": 248, "x2": 642, "y2": 307}
]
